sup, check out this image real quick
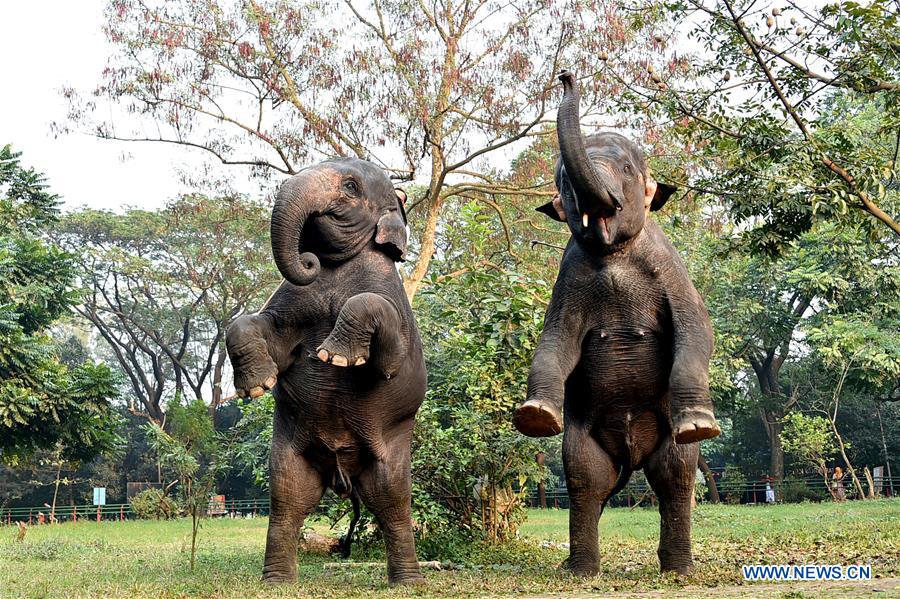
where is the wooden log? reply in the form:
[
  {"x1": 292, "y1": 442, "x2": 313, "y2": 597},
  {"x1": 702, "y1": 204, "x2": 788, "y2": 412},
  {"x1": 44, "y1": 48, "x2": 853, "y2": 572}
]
[{"x1": 323, "y1": 561, "x2": 442, "y2": 570}]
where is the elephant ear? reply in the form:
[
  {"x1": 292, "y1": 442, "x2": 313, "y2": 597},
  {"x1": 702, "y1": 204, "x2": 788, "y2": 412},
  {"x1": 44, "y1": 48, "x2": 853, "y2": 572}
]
[
  {"x1": 536, "y1": 201, "x2": 565, "y2": 222},
  {"x1": 393, "y1": 187, "x2": 408, "y2": 224},
  {"x1": 650, "y1": 182, "x2": 677, "y2": 212},
  {"x1": 375, "y1": 192, "x2": 408, "y2": 262}
]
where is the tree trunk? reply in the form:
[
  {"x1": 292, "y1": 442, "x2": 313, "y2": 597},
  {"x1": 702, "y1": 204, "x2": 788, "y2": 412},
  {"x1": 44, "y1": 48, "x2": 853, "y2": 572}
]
[
  {"x1": 50, "y1": 457, "x2": 63, "y2": 522},
  {"x1": 829, "y1": 417, "x2": 866, "y2": 499},
  {"x1": 536, "y1": 452, "x2": 547, "y2": 509},
  {"x1": 761, "y1": 407, "x2": 785, "y2": 494},
  {"x1": 875, "y1": 401, "x2": 894, "y2": 496},
  {"x1": 698, "y1": 453, "x2": 720, "y2": 503}
]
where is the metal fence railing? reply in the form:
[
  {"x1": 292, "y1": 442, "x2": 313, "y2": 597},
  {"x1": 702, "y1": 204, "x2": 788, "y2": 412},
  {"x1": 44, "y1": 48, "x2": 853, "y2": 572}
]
[{"x1": 2, "y1": 476, "x2": 896, "y2": 525}]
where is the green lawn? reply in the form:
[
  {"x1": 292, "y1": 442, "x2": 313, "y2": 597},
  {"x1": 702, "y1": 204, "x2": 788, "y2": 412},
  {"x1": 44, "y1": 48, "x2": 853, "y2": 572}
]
[{"x1": 1, "y1": 500, "x2": 898, "y2": 598}]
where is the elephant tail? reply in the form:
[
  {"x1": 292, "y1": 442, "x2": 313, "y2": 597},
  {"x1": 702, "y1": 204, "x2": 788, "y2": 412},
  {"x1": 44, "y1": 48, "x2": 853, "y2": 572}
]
[
  {"x1": 601, "y1": 464, "x2": 634, "y2": 514},
  {"x1": 339, "y1": 491, "x2": 361, "y2": 559}
]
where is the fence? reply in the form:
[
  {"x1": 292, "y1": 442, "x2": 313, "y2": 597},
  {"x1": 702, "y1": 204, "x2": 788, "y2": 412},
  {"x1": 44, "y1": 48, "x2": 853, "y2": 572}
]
[
  {"x1": 527, "y1": 474, "x2": 899, "y2": 509},
  {"x1": 2, "y1": 476, "x2": 897, "y2": 525}
]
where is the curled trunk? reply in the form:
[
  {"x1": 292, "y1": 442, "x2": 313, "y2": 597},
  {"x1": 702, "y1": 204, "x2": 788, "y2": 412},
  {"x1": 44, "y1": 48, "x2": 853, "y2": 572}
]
[
  {"x1": 556, "y1": 70, "x2": 622, "y2": 212},
  {"x1": 270, "y1": 175, "x2": 323, "y2": 286}
]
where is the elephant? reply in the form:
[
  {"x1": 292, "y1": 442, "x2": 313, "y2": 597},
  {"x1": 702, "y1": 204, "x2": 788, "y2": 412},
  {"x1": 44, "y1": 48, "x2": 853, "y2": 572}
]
[
  {"x1": 225, "y1": 157, "x2": 426, "y2": 586},
  {"x1": 512, "y1": 71, "x2": 720, "y2": 576}
]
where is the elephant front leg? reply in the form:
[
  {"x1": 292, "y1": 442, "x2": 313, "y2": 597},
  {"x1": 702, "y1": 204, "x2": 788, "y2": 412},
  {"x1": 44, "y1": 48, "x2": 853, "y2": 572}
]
[
  {"x1": 514, "y1": 291, "x2": 586, "y2": 437},
  {"x1": 644, "y1": 436, "x2": 698, "y2": 574},
  {"x1": 563, "y1": 423, "x2": 621, "y2": 577},
  {"x1": 668, "y1": 291, "x2": 720, "y2": 444},
  {"x1": 315, "y1": 292, "x2": 406, "y2": 377},
  {"x1": 226, "y1": 314, "x2": 281, "y2": 398}
]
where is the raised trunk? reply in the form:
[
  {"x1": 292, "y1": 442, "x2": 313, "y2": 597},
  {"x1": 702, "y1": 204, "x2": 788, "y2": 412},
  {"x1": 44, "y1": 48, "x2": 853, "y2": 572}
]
[
  {"x1": 270, "y1": 174, "x2": 324, "y2": 286},
  {"x1": 556, "y1": 71, "x2": 621, "y2": 214}
]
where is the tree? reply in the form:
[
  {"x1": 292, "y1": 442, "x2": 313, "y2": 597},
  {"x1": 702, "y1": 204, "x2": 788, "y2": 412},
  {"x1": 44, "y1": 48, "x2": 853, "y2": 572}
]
[
  {"x1": 65, "y1": 0, "x2": 664, "y2": 299},
  {"x1": 780, "y1": 412, "x2": 838, "y2": 500},
  {"x1": 415, "y1": 266, "x2": 555, "y2": 542},
  {"x1": 56, "y1": 196, "x2": 279, "y2": 421},
  {"x1": 0, "y1": 145, "x2": 120, "y2": 466},
  {"x1": 144, "y1": 406, "x2": 222, "y2": 570},
  {"x1": 637, "y1": 0, "x2": 900, "y2": 246}
]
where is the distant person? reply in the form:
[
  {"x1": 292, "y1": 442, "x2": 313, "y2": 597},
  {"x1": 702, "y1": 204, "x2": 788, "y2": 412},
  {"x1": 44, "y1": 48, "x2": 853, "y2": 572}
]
[
  {"x1": 765, "y1": 480, "x2": 775, "y2": 504},
  {"x1": 832, "y1": 467, "x2": 846, "y2": 501}
]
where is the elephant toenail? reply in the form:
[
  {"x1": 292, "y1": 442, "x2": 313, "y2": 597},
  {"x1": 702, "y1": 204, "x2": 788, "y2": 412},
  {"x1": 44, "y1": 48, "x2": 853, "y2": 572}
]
[
  {"x1": 332, "y1": 355, "x2": 348, "y2": 367},
  {"x1": 354, "y1": 357, "x2": 366, "y2": 366},
  {"x1": 249, "y1": 386, "x2": 265, "y2": 398},
  {"x1": 317, "y1": 349, "x2": 329, "y2": 362}
]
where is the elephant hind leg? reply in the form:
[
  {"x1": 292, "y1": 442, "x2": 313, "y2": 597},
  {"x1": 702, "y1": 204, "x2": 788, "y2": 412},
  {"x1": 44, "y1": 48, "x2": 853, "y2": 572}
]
[
  {"x1": 263, "y1": 432, "x2": 324, "y2": 583},
  {"x1": 563, "y1": 424, "x2": 622, "y2": 577},
  {"x1": 644, "y1": 436, "x2": 698, "y2": 575},
  {"x1": 355, "y1": 425, "x2": 423, "y2": 586}
]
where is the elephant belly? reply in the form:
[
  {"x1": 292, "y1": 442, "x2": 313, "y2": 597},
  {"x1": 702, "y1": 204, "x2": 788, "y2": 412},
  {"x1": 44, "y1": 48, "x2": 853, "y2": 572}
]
[
  {"x1": 576, "y1": 327, "x2": 672, "y2": 405},
  {"x1": 564, "y1": 329, "x2": 671, "y2": 465},
  {"x1": 276, "y1": 346, "x2": 424, "y2": 463}
]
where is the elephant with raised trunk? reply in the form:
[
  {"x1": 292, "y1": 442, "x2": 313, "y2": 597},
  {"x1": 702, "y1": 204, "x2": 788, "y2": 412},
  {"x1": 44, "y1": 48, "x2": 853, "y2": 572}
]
[
  {"x1": 226, "y1": 157, "x2": 426, "y2": 586},
  {"x1": 513, "y1": 71, "x2": 720, "y2": 576}
]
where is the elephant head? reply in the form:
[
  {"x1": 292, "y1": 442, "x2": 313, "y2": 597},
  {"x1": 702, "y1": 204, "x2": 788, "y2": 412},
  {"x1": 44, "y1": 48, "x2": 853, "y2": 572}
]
[
  {"x1": 270, "y1": 157, "x2": 408, "y2": 286},
  {"x1": 537, "y1": 70, "x2": 676, "y2": 251}
]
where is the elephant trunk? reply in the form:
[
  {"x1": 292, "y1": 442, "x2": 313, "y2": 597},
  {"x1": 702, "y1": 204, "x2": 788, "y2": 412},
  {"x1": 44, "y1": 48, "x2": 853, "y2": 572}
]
[
  {"x1": 270, "y1": 173, "x2": 324, "y2": 286},
  {"x1": 556, "y1": 70, "x2": 622, "y2": 214}
]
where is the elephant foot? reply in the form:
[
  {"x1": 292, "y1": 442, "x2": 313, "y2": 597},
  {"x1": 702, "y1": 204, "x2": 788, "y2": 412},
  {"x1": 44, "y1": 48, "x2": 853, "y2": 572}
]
[
  {"x1": 562, "y1": 556, "x2": 599, "y2": 578},
  {"x1": 513, "y1": 399, "x2": 562, "y2": 437},
  {"x1": 660, "y1": 560, "x2": 693, "y2": 576},
  {"x1": 316, "y1": 324, "x2": 370, "y2": 368},
  {"x1": 672, "y1": 407, "x2": 720, "y2": 444},
  {"x1": 261, "y1": 570, "x2": 296, "y2": 584},
  {"x1": 389, "y1": 574, "x2": 426, "y2": 587}
]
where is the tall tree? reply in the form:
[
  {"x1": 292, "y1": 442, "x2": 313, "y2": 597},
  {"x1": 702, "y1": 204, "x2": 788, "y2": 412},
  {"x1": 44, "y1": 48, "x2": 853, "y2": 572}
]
[
  {"x1": 56, "y1": 196, "x2": 279, "y2": 421},
  {"x1": 0, "y1": 145, "x2": 120, "y2": 465},
  {"x1": 64, "y1": 0, "x2": 661, "y2": 299},
  {"x1": 627, "y1": 0, "x2": 900, "y2": 247}
]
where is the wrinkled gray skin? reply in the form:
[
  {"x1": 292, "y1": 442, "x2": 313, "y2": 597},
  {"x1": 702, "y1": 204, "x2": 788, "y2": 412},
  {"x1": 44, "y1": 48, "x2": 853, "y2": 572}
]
[
  {"x1": 513, "y1": 71, "x2": 720, "y2": 576},
  {"x1": 226, "y1": 158, "x2": 426, "y2": 586}
]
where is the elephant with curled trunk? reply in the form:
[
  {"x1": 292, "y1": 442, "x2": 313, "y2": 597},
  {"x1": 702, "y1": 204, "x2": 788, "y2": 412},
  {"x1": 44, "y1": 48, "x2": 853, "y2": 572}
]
[
  {"x1": 512, "y1": 71, "x2": 720, "y2": 576},
  {"x1": 226, "y1": 157, "x2": 426, "y2": 586}
]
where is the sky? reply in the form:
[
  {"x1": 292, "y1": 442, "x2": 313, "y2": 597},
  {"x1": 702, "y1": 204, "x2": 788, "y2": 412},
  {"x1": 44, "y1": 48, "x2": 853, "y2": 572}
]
[{"x1": 0, "y1": 1, "x2": 223, "y2": 212}]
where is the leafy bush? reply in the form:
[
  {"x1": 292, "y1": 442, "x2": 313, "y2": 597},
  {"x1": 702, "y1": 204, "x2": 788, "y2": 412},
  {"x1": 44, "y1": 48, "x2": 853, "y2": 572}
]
[
  {"x1": 718, "y1": 465, "x2": 747, "y2": 504},
  {"x1": 129, "y1": 488, "x2": 178, "y2": 520},
  {"x1": 781, "y1": 480, "x2": 825, "y2": 503},
  {"x1": 414, "y1": 268, "x2": 555, "y2": 543}
]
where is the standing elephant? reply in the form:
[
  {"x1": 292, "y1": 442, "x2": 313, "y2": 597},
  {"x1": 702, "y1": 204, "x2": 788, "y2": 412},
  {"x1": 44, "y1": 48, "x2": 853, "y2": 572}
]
[
  {"x1": 513, "y1": 71, "x2": 720, "y2": 576},
  {"x1": 226, "y1": 157, "x2": 426, "y2": 586}
]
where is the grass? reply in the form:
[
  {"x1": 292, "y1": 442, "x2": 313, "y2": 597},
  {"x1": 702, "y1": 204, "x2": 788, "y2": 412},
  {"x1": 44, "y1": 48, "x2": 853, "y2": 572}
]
[{"x1": 1, "y1": 500, "x2": 898, "y2": 598}]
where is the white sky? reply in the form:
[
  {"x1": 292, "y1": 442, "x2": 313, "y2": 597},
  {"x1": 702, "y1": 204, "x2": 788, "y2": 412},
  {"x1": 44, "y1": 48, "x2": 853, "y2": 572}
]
[{"x1": 0, "y1": 1, "x2": 232, "y2": 212}]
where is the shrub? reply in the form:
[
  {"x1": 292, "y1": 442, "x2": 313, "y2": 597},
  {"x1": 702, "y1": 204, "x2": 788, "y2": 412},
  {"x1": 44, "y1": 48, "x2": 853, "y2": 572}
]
[
  {"x1": 129, "y1": 488, "x2": 178, "y2": 520},
  {"x1": 781, "y1": 480, "x2": 825, "y2": 503}
]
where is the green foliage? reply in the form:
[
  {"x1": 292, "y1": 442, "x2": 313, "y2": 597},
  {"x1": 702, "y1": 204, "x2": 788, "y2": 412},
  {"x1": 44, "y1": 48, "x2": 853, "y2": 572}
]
[
  {"x1": 57, "y1": 195, "x2": 278, "y2": 420},
  {"x1": 781, "y1": 480, "x2": 826, "y2": 503},
  {"x1": 0, "y1": 145, "x2": 120, "y2": 465},
  {"x1": 414, "y1": 267, "x2": 556, "y2": 542},
  {"x1": 129, "y1": 488, "x2": 178, "y2": 520},
  {"x1": 227, "y1": 395, "x2": 274, "y2": 491},
  {"x1": 718, "y1": 465, "x2": 748, "y2": 504},
  {"x1": 642, "y1": 0, "x2": 900, "y2": 247},
  {"x1": 781, "y1": 412, "x2": 838, "y2": 478}
]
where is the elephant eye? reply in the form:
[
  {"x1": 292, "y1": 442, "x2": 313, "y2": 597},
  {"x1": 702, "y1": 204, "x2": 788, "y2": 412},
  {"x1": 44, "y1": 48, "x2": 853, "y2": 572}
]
[
  {"x1": 342, "y1": 179, "x2": 360, "y2": 195},
  {"x1": 623, "y1": 163, "x2": 633, "y2": 176}
]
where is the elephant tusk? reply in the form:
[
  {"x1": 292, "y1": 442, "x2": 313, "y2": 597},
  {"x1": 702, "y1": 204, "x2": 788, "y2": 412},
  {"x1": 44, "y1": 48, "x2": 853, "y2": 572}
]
[{"x1": 582, "y1": 213, "x2": 589, "y2": 228}]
